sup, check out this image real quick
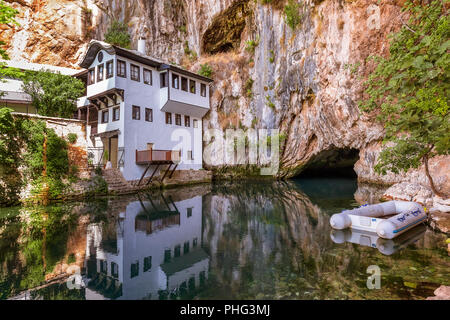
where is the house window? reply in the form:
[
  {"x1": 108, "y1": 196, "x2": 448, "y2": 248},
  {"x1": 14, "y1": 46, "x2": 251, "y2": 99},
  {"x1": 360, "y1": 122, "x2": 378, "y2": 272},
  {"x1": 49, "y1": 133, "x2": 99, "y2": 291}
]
[
  {"x1": 181, "y1": 77, "x2": 188, "y2": 91},
  {"x1": 184, "y1": 115, "x2": 190, "y2": 127},
  {"x1": 132, "y1": 106, "x2": 140, "y2": 120},
  {"x1": 98, "y1": 51, "x2": 104, "y2": 63},
  {"x1": 106, "y1": 60, "x2": 114, "y2": 78},
  {"x1": 88, "y1": 69, "x2": 95, "y2": 85},
  {"x1": 200, "y1": 271, "x2": 206, "y2": 286},
  {"x1": 193, "y1": 119, "x2": 198, "y2": 128},
  {"x1": 187, "y1": 207, "x2": 192, "y2": 218},
  {"x1": 193, "y1": 238, "x2": 198, "y2": 248},
  {"x1": 175, "y1": 114, "x2": 181, "y2": 126},
  {"x1": 172, "y1": 74, "x2": 179, "y2": 89},
  {"x1": 165, "y1": 112, "x2": 172, "y2": 124},
  {"x1": 130, "y1": 261, "x2": 139, "y2": 278},
  {"x1": 117, "y1": 60, "x2": 126, "y2": 77},
  {"x1": 111, "y1": 262, "x2": 119, "y2": 278},
  {"x1": 189, "y1": 80, "x2": 196, "y2": 94},
  {"x1": 174, "y1": 245, "x2": 181, "y2": 258},
  {"x1": 187, "y1": 151, "x2": 193, "y2": 160},
  {"x1": 130, "y1": 64, "x2": 140, "y2": 82},
  {"x1": 164, "y1": 249, "x2": 171, "y2": 263},
  {"x1": 97, "y1": 64, "x2": 104, "y2": 82},
  {"x1": 160, "y1": 72, "x2": 168, "y2": 88},
  {"x1": 144, "y1": 256, "x2": 152, "y2": 272},
  {"x1": 189, "y1": 277, "x2": 196, "y2": 291},
  {"x1": 101, "y1": 110, "x2": 109, "y2": 123},
  {"x1": 145, "y1": 108, "x2": 153, "y2": 122},
  {"x1": 183, "y1": 241, "x2": 190, "y2": 254},
  {"x1": 143, "y1": 69, "x2": 152, "y2": 85},
  {"x1": 112, "y1": 107, "x2": 120, "y2": 121},
  {"x1": 100, "y1": 260, "x2": 107, "y2": 273},
  {"x1": 201, "y1": 83, "x2": 207, "y2": 97}
]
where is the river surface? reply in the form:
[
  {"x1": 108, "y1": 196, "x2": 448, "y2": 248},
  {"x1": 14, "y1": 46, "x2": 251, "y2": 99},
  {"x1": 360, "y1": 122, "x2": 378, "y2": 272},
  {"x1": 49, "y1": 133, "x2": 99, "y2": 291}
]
[{"x1": 0, "y1": 178, "x2": 448, "y2": 300}]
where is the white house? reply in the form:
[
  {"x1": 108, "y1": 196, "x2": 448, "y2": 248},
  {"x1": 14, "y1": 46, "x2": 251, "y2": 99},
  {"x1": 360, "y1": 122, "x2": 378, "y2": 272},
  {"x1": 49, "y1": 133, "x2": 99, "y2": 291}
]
[
  {"x1": 76, "y1": 40, "x2": 213, "y2": 182},
  {"x1": 84, "y1": 193, "x2": 209, "y2": 300}
]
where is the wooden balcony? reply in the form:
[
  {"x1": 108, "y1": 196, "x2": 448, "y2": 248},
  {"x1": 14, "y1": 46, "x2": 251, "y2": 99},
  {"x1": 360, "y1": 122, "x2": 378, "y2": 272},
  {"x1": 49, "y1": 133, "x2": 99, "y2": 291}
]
[{"x1": 136, "y1": 149, "x2": 181, "y2": 165}]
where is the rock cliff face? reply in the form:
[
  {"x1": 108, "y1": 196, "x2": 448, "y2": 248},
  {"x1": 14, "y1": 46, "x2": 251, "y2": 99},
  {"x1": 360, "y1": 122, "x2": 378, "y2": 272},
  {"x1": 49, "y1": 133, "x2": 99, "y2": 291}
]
[{"x1": 2, "y1": 0, "x2": 448, "y2": 195}]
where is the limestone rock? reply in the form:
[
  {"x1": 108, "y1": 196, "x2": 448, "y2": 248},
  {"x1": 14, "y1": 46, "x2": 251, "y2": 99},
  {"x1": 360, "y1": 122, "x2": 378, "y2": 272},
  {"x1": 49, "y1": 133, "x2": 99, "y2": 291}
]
[
  {"x1": 426, "y1": 286, "x2": 450, "y2": 300},
  {"x1": 433, "y1": 196, "x2": 450, "y2": 213},
  {"x1": 383, "y1": 182, "x2": 434, "y2": 208}
]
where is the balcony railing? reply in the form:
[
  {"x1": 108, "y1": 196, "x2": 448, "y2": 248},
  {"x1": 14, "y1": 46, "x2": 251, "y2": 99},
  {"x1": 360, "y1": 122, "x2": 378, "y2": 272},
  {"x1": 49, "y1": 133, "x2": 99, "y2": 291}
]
[{"x1": 136, "y1": 149, "x2": 181, "y2": 164}]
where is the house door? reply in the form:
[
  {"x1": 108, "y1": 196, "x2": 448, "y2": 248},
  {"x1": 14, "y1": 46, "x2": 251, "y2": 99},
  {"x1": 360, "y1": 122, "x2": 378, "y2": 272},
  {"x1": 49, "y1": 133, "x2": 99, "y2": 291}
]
[{"x1": 109, "y1": 136, "x2": 119, "y2": 168}]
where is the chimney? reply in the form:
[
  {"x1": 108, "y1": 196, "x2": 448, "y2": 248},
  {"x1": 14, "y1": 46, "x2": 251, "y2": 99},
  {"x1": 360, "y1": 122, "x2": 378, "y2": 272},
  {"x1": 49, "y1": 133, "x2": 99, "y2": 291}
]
[{"x1": 137, "y1": 37, "x2": 146, "y2": 54}]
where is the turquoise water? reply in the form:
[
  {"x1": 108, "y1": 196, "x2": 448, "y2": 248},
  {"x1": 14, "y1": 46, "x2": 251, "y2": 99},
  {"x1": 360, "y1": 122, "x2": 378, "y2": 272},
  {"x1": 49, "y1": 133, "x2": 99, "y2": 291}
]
[{"x1": 0, "y1": 178, "x2": 448, "y2": 300}]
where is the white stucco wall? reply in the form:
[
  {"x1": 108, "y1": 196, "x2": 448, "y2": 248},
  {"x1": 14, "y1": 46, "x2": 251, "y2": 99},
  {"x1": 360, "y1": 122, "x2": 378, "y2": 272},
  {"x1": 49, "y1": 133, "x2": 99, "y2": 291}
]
[{"x1": 78, "y1": 49, "x2": 210, "y2": 181}]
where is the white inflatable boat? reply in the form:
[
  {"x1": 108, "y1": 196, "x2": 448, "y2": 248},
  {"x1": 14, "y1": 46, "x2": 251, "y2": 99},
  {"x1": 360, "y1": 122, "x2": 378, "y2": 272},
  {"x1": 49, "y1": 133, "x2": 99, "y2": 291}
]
[{"x1": 329, "y1": 201, "x2": 428, "y2": 239}]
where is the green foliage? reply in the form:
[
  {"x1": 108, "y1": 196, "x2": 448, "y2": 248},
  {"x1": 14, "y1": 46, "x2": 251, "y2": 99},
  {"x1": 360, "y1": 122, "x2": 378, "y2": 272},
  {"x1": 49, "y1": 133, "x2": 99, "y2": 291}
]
[
  {"x1": 245, "y1": 37, "x2": 260, "y2": 54},
  {"x1": 104, "y1": 20, "x2": 131, "y2": 49},
  {"x1": 0, "y1": 108, "x2": 24, "y2": 205},
  {"x1": 269, "y1": 50, "x2": 275, "y2": 63},
  {"x1": 0, "y1": 1, "x2": 23, "y2": 82},
  {"x1": 284, "y1": 0, "x2": 303, "y2": 30},
  {"x1": 0, "y1": 0, "x2": 18, "y2": 60},
  {"x1": 245, "y1": 78, "x2": 254, "y2": 98},
  {"x1": 21, "y1": 70, "x2": 85, "y2": 118},
  {"x1": 21, "y1": 119, "x2": 71, "y2": 198},
  {"x1": 198, "y1": 63, "x2": 213, "y2": 78},
  {"x1": 266, "y1": 95, "x2": 275, "y2": 110},
  {"x1": 67, "y1": 133, "x2": 77, "y2": 144},
  {"x1": 359, "y1": 1, "x2": 449, "y2": 193}
]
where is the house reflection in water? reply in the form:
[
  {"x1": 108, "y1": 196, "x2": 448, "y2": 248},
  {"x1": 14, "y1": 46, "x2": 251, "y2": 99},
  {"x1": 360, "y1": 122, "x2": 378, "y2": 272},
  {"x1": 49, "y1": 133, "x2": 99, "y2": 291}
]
[{"x1": 84, "y1": 192, "x2": 209, "y2": 300}]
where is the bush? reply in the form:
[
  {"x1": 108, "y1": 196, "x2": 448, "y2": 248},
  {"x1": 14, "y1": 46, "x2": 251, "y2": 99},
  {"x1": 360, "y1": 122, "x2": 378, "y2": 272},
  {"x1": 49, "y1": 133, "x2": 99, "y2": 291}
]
[
  {"x1": 245, "y1": 37, "x2": 259, "y2": 54},
  {"x1": 284, "y1": 0, "x2": 303, "y2": 30},
  {"x1": 104, "y1": 20, "x2": 131, "y2": 49},
  {"x1": 67, "y1": 133, "x2": 77, "y2": 144},
  {"x1": 198, "y1": 63, "x2": 213, "y2": 78}
]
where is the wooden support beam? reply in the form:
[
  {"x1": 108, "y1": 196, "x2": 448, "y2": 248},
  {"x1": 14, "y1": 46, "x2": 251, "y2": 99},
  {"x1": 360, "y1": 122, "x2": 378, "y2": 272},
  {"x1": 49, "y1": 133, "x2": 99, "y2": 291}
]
[
  {"x1": 168, "y1": 163, "x2": 178, "y2": 179},
  {"x1": 160, "y1": 164, "x2": 172, "y2": 183},
  {"x1": 137, "y1": 163, "x2": 151, "y2": 186},
  {"x1": 146, "y1": 164, "x2": 160, "y2": 186}
]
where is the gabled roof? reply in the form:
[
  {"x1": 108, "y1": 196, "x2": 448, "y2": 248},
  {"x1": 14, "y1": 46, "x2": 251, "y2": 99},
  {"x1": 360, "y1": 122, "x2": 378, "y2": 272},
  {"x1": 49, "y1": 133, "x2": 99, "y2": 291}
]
[{"x1": 79, "y1": 40, "x2": 214, "y2": 83}]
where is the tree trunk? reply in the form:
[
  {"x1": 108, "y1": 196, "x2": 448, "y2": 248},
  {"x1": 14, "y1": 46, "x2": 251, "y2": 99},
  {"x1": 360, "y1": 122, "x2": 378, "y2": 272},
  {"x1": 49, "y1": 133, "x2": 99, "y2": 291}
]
[{"x1": 423, "y1": 153, "x2": 445, "y2": 198}]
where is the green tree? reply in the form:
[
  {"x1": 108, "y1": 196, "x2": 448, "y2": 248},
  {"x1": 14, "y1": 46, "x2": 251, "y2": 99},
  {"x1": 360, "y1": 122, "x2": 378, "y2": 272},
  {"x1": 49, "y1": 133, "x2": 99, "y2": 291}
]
[
  {"x1": 104, "y1": 20, "x2": 131, "y2": 49},
  {"x1": 0, "y1": 1, "x2": 23, "y2": 84},
  {"x1": 21, "y1": 70, "x2": 85, "y2": 118},
  {"x1": 360, "y1": 0, "x2": 449, "y2": 197}
]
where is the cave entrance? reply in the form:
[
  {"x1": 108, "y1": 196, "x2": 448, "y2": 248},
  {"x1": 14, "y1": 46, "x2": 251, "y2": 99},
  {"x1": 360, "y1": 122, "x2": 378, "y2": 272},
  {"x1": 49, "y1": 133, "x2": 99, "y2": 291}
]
[{"x1": 296, "y1": 147, "x2": 360, "y2": 178}]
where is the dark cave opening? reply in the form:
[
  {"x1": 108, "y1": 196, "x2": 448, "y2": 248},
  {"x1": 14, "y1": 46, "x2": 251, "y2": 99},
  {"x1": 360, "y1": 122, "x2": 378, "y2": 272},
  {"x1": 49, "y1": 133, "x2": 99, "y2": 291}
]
[{"x1": 296, "y1": 147, "x2": 360, "y2": 179}]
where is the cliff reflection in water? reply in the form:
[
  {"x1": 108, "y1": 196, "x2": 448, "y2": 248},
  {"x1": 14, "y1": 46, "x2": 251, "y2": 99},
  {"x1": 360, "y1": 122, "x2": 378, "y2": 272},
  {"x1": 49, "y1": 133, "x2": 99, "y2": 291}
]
[{"x1": 1, "y1": 179, "x2": 448, "y2": 300}]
